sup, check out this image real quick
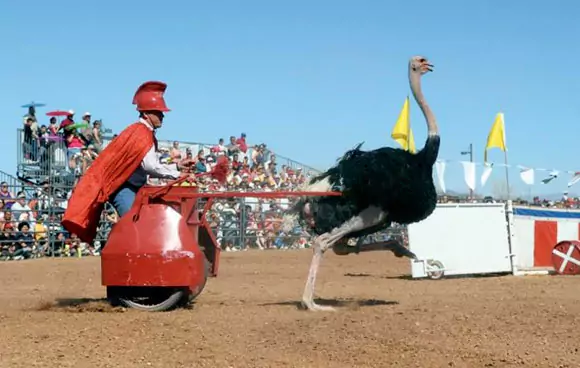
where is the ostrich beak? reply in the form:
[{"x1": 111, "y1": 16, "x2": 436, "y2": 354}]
[{"x1": 426, "y1": 63, "x2": 434, "y2": 72}]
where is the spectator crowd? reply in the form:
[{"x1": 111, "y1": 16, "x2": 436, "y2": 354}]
[{"x1": 12, "y1": 109, "x2": 335, "y2": 260}]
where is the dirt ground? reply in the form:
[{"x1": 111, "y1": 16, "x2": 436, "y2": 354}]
[{"x1": 1, "y1": 250, "x2": 579, "y2": 368}]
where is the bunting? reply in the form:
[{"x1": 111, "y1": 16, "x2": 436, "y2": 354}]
[{"x1": 431, "y1": 159, "x2": 580, "y2": 195}]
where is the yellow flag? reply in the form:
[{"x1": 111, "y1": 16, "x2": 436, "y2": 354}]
[
  {"x1": 391, "y1": 96, "x2": 416, "y2": 153},
  {"x1": 484, "y1": 112, "x2": 507, "y2": 162}
]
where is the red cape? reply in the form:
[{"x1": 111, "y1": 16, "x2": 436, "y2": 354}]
[{"x1": 62, "y1": 122, "x2": 155, "y2": 243}]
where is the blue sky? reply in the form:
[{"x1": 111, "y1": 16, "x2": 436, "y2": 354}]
[{"x1": 1, "y1": 0, "x2": 578, "y2": 197}]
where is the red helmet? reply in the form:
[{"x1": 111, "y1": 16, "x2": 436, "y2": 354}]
[{"x1": 132, "y1": 81, "x2": 171, "y2": 112}]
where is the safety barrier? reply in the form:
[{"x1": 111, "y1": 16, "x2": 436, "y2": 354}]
[
  {"x1": 511, "y1": 206, "x2": 580, "y2": 273},
  {"x1": 407, "y1": 201, "x2": 580, "y2": 278}
]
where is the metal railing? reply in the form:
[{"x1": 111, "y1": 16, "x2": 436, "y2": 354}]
[
  {"x1": 16, "y1": 128, "x2": 321, "y2": 184},
  {"x1": 0, "y1": 179, "x2": 113, "y2": 260},
  {"x1": 200, "y1": 196, "x2": 407, "y2": 251}
]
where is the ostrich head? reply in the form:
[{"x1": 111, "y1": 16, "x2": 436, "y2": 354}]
[
  {"x1": 409, "y1": 56, "x2": 433, "y2": 75},
  {"x1": 408, "y1": 55, "x2": 438, "y2": 139}
]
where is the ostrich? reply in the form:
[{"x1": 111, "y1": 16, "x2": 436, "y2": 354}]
[{"x1": 286, "y1": 56, "x2": 439, "y2": 312}]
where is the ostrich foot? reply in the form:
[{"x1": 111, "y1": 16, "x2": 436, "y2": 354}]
[
  {"x1": 332, "y1": 239, "x2": 416, "y2": 259},
  {"x1": 301, "y1": 299, "x2": 336, "y2": 312}
]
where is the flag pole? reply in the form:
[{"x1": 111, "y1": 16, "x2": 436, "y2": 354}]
[
  {"x1": 501, "y1": 112, "x2": 511, "y2": 200},
  {"x1": 503, "y1": 150, "x2": 511, "y2": 200}
]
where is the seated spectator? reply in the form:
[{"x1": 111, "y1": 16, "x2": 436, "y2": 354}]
[
  {"x1": 78, "y1": 146, "x2": 98, "y2": 174},
  {"x1": 178, "y1": 147, "x2": 196, "y2": 172},
  {"x1": 13, "y1": 221, "x2": 35, "y2": 259},
  {"x1": 195, "y1": 156, "x2": 207, "y2": 173},
  {"x1": 0, "y1": 225, "x2": 18, "y2": 260},
  {"x1": 231, "y1": 153, "x2": 241, "y2": 173},
  {"x1": 251, "y1": 144, "x2": 266, "y2": 168},
  {"x1": 0, "y1": 182, "x2": 16, "y2": 209},
  {"x1": 11, "y1": 193, "x2": 35, "y2": 222},
  {"x1": 3, "y1": 211, "x2": 15, "y2": 230},
  {"x1": 241, "y1": 156, "x2": 250, "y2": 172},
  {"x1": 34, "y1": 217, "x2": 48, "y2": 243}
]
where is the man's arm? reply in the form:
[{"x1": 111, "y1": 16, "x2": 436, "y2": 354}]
[{"x1": 141, "y1": 146, "x2": 181, "y2": 180}]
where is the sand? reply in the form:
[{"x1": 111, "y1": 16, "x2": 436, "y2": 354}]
[{"x1": 1, "y1": 250, "x2": 579, "y2": 368}]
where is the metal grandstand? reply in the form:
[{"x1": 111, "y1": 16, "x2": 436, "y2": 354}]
[{"x1": 15, "y1": 129, "x2": 321, "y2": 185}]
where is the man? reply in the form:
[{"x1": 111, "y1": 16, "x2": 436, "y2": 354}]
[
  {"x1": 59, "y1": 110, "x2": 75, "y2": 132},
  {"x1": 61, "y1": 81, "x2": 189, "y2": 243},
  {"x1": 78, "y1": 112, "x2": 94, "y2": 145}
]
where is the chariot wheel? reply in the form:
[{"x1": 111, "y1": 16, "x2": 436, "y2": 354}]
[
  {"x1": 107, "y1": 286, "x2": 190, "y2": 312},
  {"x1": 426, "y1": 259, "x2": 444, "y2": 280},
  {"x1": 107, "y1": 259, "x2": 210, "y2": 312}
]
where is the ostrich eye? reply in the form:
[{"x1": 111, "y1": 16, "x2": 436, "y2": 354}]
[{"x1": 419, "y1": 58, "x2": 425, "y2": 63}]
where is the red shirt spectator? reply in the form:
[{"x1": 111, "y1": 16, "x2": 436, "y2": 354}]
[
  {"x1": 236, "y1": 133, "x2": 247, "y2": 153},
  {"x1": 59, "y1": 110, "x2": 75, "y2": 132}
]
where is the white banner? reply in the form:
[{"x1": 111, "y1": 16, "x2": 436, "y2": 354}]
[
  {"x1": 461, "y1": 161, "x2": 476, "y2": 192},
  {"x1": 481, "y1": 163, "x2": 493, "y2": 187},
  {"x1": 435, "y1": 161, "x2": 446, "y2": 193},
  {"x1": 519, "y1": 167, "x2": 535, "y2": 186}
]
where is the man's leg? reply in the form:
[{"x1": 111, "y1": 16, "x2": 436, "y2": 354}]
[{"x1": 110, "y1": 185, "x2": 137, "y2": 218}]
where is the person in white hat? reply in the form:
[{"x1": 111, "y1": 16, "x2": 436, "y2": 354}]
[{"x1": 78, "y1": 112, "x2": 94, "y2": 145}]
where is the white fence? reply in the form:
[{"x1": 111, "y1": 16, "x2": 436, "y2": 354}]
[{"x1": 407, "y1": 202, "x2": 580, "y2": 279}]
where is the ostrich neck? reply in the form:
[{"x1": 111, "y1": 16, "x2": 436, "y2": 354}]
[{"x1": 409, "y1": 72, "x2": 438, "y2": 136}]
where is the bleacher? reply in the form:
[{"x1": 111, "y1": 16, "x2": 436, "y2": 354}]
[{"x1": 4, "y1": 111, "x2": 328, "y2": 259}]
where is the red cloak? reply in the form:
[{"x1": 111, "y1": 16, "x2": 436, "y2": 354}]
[{"x1": 61, "y1": 122, "x2": 155, "y2": 243}]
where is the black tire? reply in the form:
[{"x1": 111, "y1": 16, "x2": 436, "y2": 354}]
[
  {"x1": 107, "y1": 259, "x2": 211, "y2": 312},
  {"x1": 179, "y1": 258, "x2": 211, "y2": 307},
  {"x1": 108, "y1": 286, "x2": 189, "y2": 312}
]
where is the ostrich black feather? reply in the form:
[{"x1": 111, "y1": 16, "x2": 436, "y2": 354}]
[{"x1": 296, "y1": 135, "x2": 440, "y2": 240}]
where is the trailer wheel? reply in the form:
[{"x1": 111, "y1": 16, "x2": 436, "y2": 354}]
[{"x1": 426, "y1": 260, "x2": 444, "y2": 280}]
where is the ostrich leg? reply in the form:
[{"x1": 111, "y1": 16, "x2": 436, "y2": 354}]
[
  {"x1": 333, "y1": 239, "x2": 417, "y2": 259},
  {"x1": 301, "y1": 206, "x2": 388, "y2": 312}
]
